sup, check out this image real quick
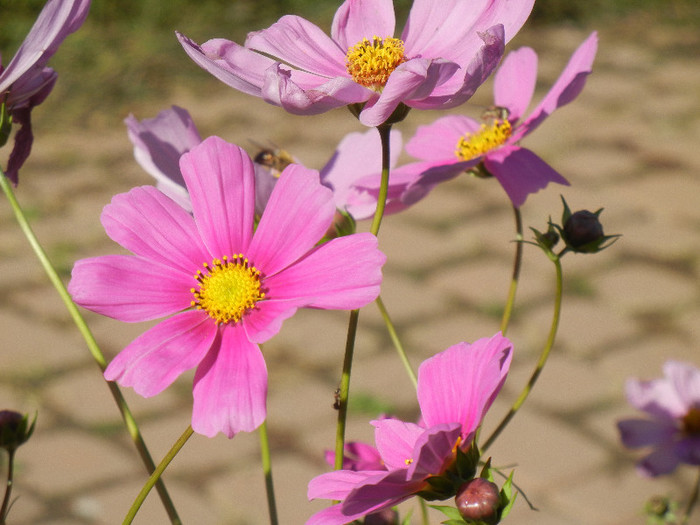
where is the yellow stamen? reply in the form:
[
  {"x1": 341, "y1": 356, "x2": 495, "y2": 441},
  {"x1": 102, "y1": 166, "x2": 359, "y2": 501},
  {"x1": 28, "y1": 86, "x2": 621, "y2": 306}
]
[
  {"x1": 346, "y1": 36, "x2": 406, "y2": 90},
  {"x1": 404, "y1": 458, "x2": 413, "y2": 466},
  {"x1": 191, "y1": 254, "x2": 265, "y2": 325},
  {"x1": 455, "y1": 120, "x2": 512, "y2": 161}
]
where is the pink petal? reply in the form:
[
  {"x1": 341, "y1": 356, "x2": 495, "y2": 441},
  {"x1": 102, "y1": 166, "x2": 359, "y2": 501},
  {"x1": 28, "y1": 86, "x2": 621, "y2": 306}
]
[
  {"x1": 180, "y1": 137, "x2": 255, "y2": 258},
  {"x1": 192, "y1": 325, "x2": 267, "y2": 437},
  {"x1": 262, "y1": 232, "x2": 385, "y2": 309},
  {"x1": 69, "y1": 255, "x2": 193, "y2": 322},
  {"x1": 675, "y1": 437, "x2": 700, "y2": 466},
  {"x1": 418, "y1": 333, "x2": 513, "y2": 436},
  {"x1": 617, "y1": 419, "x2": 676, "y2": 449},
  {"x1": 101, "y1": 186, "x2": 210, "y2": 275},
  {"x1": 104, "y1": 311, "x2": 216, "y2": 397},
  {"x1": 625, "y1": 374, "x2": 687, "y2": 420},
  {"x1": 342, "y1": 469, "x2": 422, "y2": 516},
  {"x1": 242, "y1": 299, "x2": 300, "y2": 344},
  {"x1": 331, "y1": 0, "x2": 396, "y2": 50},
  {"x1": 407, "y1": 423, "x2": 462, "y2": 479},
  {"x1": 400, "y1": 160, "x2": 474, "y2": 206},
  {"x1": 515, "y1": 32, "x2": 598, "y2": 141},
  {"x1": 4, "y1": 106, "x2": 40, "y2": 184},
  {"x1": 372, "y1": 418, "x2": 425, "y2": 470},
  {"x1": 468, "y1": 0, "x2": 535, "y2": 45},
  {"x1": 246, "y1": 16, "x2": 346, "y2": 77},
  {"x1": 247, "y1": 165, "x2": 335, "y2": 276},
  {"x1": 326, "y1": 441, "x2": 384, "y2": 471},
  {"x1": 663, "y1": 361, "x2": 700, "y2": 408},
  {"x1": 637, "y1": 445, "x2": 681, "y2": 478},
  {"x1": 308, "y1": 469, "x2": 384, "y2": 501},
  {"x1": 406, "y1": 115, "x2": 479, "y2": 162},
  {"x1": 483, "y1": 146, "x2": 569, "y2": 208},
  {"x1": 494, "y1": 47, "x2": 538, "y2": 122}
]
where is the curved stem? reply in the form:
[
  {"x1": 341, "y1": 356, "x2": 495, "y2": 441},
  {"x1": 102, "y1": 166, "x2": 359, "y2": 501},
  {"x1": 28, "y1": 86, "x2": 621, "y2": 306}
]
[
  {"x1": 500, "y1": 206, "x2": 523, "y2": 336},
  {"x1": 482, "y1": 255, "x2": 563, "y2": 452},
  {"x1": 368, "y1": 124, "x2": 393, "y2": 237},
  {"x1": 123, "y1": 426, "x2": 194, "y2": 525},
  {"x1": 681, "y1": 467, "x2": 700, "y2": 525},
  {"x1": 375, "y1": 296, "x2": 416, "y2": 389},
  {"x1": 0, "y1": 450, "x2": 15, "y2": 524},
  {"x1": 0, "y1": 172, "x2": 181, "y2": 523},
  {"x1": 259, "y1": 420, "x2": 279, "y2": 525}
]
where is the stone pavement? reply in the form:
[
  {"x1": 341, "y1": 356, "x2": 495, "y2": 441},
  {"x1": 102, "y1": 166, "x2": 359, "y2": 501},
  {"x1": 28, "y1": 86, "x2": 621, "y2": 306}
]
[{"x1": 1, "y1": 21, "x2": 699, "y2": 525}]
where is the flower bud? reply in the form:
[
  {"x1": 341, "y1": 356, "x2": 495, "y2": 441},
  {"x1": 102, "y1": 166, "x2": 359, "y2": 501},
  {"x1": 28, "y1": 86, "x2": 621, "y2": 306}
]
[
  {"x1": 563, "y1": 210, "x2": 604, "y2": 249},
  {"x1": 0, "y1": 410, "x2": 35, "y2": 453},
  {"x1": 455, "y1": 478, "x2": 500, "y2": 524},
  {"x1": 363, "y1": 507, "x2": 399, "y2": 525}
]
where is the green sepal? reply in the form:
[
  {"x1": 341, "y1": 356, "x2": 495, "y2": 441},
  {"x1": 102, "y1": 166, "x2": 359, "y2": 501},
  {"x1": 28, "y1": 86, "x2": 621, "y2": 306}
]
[
  {"x1": 498, "y1": 471, "x2": 517, "y2": 521},
  {"x1": 429, "y1": 504, "x2": 464, "y2": 523}
]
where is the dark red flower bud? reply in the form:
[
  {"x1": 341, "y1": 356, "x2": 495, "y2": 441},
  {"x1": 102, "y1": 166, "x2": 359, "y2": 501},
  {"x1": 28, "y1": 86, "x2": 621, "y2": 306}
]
[
  {"x1": 563, "y1": 210, "x2": 604, "y2": 249},
  {"x1": 0, "y1": 410, "x2": 35, "y2": 452},
  {"x1": 455, "y1": 478, "x2": 500, "y2": 524},
  {"x1": 363, "y1": 507, "x2": 399, "y2": 525}
]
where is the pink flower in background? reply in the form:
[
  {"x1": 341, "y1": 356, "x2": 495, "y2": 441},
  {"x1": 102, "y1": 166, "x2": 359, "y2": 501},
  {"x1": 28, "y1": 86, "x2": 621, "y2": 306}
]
[
  {"x1": 307, "y1": 333, "x2": 512, "y2": 524},
  {"x1": 387, "y1": 31, "x2": 598, "y2": 208},
  {"x1": 618, "y1": 361, "x2": 700, "y2": 477},
  {"x1": 177, "y1": 0, "x2": 534, "y2": 127},
  {"x1": 69, "y1": 136, "x2": 385, "y2": 438},
  {"x1": 0, "y1": 0, "x2": 91, "y2": 184}
]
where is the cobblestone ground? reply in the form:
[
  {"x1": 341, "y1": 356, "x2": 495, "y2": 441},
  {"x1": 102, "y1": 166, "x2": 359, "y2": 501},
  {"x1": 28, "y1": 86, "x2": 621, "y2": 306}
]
[{"x1": 1, "y1": 22, "x2": 699, "y2": 525}]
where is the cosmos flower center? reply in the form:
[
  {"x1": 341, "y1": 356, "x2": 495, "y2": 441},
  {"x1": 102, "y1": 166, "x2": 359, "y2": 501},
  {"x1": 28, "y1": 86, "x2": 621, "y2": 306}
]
[
  {"x1": 455, "y1": 120, "x2": 512, "y2": 161},
  {"x1": 191, "y1": 255, "x2": 265, "y2": 325},
  {"x1": 346, "y1": 36, "x2": 406, "y2": 90},
  {"x1": 682, "y1": 407, "x2": 700, "y2": 435}
]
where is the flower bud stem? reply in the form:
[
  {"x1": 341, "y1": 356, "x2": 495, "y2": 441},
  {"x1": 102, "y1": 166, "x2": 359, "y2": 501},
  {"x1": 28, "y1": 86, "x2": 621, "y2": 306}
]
[
  {"x1": 376, "y1": 296, "x2": 417, "y2": 388},
  {"x1": 259, "y1": 420, "x2": 279, "y2": 525},
  {"x1": 0, "y1": 170, "x2": 181, "y2": 523},
  {"x1": 681, "y1": 467, "x2": 700, "y2": 525},
  {"x1": 0, "y1": 450, "x2": 15, "y2": 524},
  {"x1": 500, "y1": 206, "x2": 523, "y2": 335}
]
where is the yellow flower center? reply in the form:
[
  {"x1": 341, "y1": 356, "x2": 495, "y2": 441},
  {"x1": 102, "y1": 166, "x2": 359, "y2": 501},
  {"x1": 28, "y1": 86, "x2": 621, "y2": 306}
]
[
  {"x1": 191, "y1": 255, "x2": 265, "y2": 325},
  {"x1": 455, "y1": 120, "x2": 512, "y2": 161},
  {"x1": 346, "y1": 36, "x2": 406, "y2": 90},
  {"x1": 682, "y1": 407, "x2": 700, "y2": 435}
]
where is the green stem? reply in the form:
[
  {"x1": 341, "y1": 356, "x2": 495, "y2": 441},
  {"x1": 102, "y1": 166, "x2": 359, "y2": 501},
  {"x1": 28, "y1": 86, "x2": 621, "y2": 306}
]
[
  {"x1": 499, "y1": 206, "x2": 523, "y2": 336},
  {"x1": 368, "y1": 124, "x2": 393, "y2": 237},
  {"x1": 681, "y1": 467, "x2": 700, "y2": 525},
  {"x1": 259, "y1": 420, "x2": 279, "y2": 525},
  {"x1": 482, "y1": 254, "x2": 563, "y2": 452},
  {"x1": 375, "y1": 295, "x2": 416, "y2": 388},
  {"x1": 123, "y1": 426, "x2": 194, "y2": 525},
  {"x1": 0, "y1": 450, "x2": 15, "y2": 524},
  {"x1": 0, "y1": 171, "x2": 181, "y2": 523}
]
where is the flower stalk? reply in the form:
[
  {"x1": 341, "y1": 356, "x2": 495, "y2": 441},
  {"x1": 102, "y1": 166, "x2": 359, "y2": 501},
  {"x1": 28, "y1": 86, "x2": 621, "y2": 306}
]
[
  {"x1": 500, "y1": 206, "x2": 523, "y2": 335},
  {"x1": 375, "y1": 295, "x2": 417, "y2": 388},
  {"x1": 259, "y1": 420, "x2": 279, "y2": 525},
  {"x1": 0, "y1": 449, "x2": 15, "y2": 524}
]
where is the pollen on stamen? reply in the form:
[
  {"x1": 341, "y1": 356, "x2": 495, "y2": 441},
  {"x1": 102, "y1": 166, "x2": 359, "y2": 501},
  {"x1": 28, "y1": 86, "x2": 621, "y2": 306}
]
[
  {"x1": 191, "y1": 254, "x2": 265, "y2": 325},
  {"x1": 346, "y1": 36, "x2": 406, "y2": 90},
  {"x1": 455, "y1": 120, "x2": 512, "y2": 161}
]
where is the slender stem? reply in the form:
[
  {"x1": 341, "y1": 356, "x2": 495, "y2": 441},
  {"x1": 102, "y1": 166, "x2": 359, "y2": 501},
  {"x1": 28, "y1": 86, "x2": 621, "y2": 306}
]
[
  {"x1": 334, "y1": 124, "x2": 393, "y2": 469},
  {"x1": 482, "y1": 255, "x2": 563, "y2": 452},
  {"x1": 419, "y1": 499, "x2": 429, "y2": 525},
  {"x1": 0, "y1": 450, "x2": 15, "y2": 524},
  {"x1": 0, "y1": 172, "x2": 181, "y2": 523},
  {"x1": 375, "y1": 296, "x2": 416, "y2": 388},
  {"x1": 500, "y1": 206, "x2": 523, "y2": 336},
  {"x1": 681, "y1": 467, "x2": 700, "y2": 525},
  {"x1": 123, "y1": 426, "x2": 194, "y2": 525},
  {"x1": 259, "y1": 420, "x2": 279, "y2": 525}
]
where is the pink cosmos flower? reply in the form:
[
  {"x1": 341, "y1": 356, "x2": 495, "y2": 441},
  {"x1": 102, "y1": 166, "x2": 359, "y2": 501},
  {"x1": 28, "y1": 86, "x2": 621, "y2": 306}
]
[
  {"x1": 380, "y1": 31, "x2": 598, "y2": 208},
  {"x1": 0, "y1": 0, "x2": 91, "y2": 184},
  {"x1": 68, "y1": 136, "x2": 385, "y2": 438},
  {"x1": 617, "y1": 361, "x2": 700, "y2": 477},
  {"x1": 177, "y1": 0, "x2": 534, "y2": 127},
  {"x1": 307, "y1": 333, "x2": 513, "y2": 524}
]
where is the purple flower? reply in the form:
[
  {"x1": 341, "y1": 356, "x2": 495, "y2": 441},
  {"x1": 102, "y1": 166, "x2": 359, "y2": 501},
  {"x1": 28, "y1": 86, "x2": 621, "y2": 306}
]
[
  {"x1": 618, "y1": 361, "x2": 700, "y2": 477},
  {"x1": 177, "y1": 0, "x2": 534, "y2": 127},
  {"x1": 69, "y1": 136, "x2": 385, "y2": 438},
  {"x1": 384, "y1": 31, "x2": 597, "y2": 208},
  {"x1": 0, "y1": 0, "x2": 91, "y2": 184},
  {"x1": 307, "y1": 333, "x2": 512, "y2": 524}
]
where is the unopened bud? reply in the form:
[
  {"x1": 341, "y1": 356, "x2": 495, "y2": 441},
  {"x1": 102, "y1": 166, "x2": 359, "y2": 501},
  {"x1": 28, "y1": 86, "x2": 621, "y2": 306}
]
[
  {"x1": 363, "y1": 507, "x2": 399, "y2": 525},
  {"x1": 455, "y1": 478, "x2": 500, "y2": 524},
  {"x1": 0, "y1": 410, "x2": 35, "y2": 453},
  {"x1": 563, "y1": 210, "x2": 603, "y2": 249}
]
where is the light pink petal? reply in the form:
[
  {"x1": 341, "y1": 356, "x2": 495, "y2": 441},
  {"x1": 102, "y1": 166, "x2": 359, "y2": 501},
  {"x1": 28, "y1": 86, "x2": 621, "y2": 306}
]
[
  {"x1": 308, "y1": 469, "x2": 384, "y2": 501},
  {"x1": 180, "y1": 136, "x2": 255, "y2": 257},
  {"x1": 246, "y1": 16, "x2": 346, "y2": 77},
  {"x1": 372, "y1": 419, "x2": 425, "y2": 470},
  {"x1": 407, "y1": 423, "x2": 463, "y2": 479},
  {"x1": 494, "y1": 47, "x2": 538, "y2": 122},
  {"x1": 241, "y1": 299, "x2": 300, "y2": 344},
  {"x1": 101, "y1": 186, "x2": 210, "y2": 275},
  {"x1": 192, "y1": 325, "x2": 267, "y2": 437},
  {"x1": 341, "y1": 469, "x2": 422, "y2": 517},
  {"x1": 637, "y1": 445, "x2": 681, "y2": 478},
  {"x1": 104, "y1": 311, "x2": 216, "y2": 397},
  {"x1": 663, "y1": 361, "x2": 700, "y2": 408},
  {"x1": 331, "y1": 0, "x2": 396, "y2": 50},
  {"x1": 418, "y1": 333, "x2": 513, "y2": 436},
  {"x1": 69, "y1": 255, "x2": 192, "y2": 322},
  {"x1": 406, "y1": 115, "x2": 479, "y2": 162},
  {"x1": 484, "y1": 146, "x2": 569, "y2": 208},
  {"x1": 262, "y1": 232, "x2": 385, "y2": 309},
  {"x1": 400, "y1": 160, "x2": 475, "y2": 207},
  {"x1": 625, "y1": 374, "x2": 687, "y2": 420},
  {"x1": 325, "y1": 441, "x2": 384, "y2": 471},
  {"x1": 617, "y1": 419, "x2": 676, "y2": 449},
  {"x1": 515, "y1": 32, "x2": 598, "y2": 141},
  {"x1": 247, "y1": 165, "x2": 334, "y2": 276},
  {"x1": 468, "y1": 0, "x2": 535, "y2": 45}
]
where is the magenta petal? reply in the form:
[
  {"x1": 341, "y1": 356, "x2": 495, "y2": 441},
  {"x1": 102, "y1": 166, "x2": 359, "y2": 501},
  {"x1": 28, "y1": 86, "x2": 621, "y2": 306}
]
[
  {"x1": 342, "y1": 469, "x2": 421, "y2": 516},
  {"x1": 180, "y1": 137, "x2": 255, "y2": 257},
  {"x1": 192, "y1": 325, "x2": 267, "y2": 437},
  {"x1": 418, "y1": 333, "x2": 513, "y2": 435},
  {"x1": 484, "y1": 146, "x2": 569, "y2": 208},
  {"x1": 242, "y1": 299, "x2": 300, "y2": 344},
  {"x1": 406, "y1": 115, "x2": 478, "y2": 161},
  {"x1": 617, "y1": 419, "x2": 676, "y2": 449},
  {"x1": 104, "y1": 311, "x2": 215, "y2": 397},
  {"x1": 246, "y1": 16, "x2": 346, "y2": 77},
  {"x1": 675, "y1": 437, "x2": 700, "y2": 466},
  {"x1": 247, "y1": 165, "x2": 334, "y2": 276},
  {"x1": 637, "y1": 445, "x2": 681, "y2": 478},
  {"x1": 69, "y1": 255, "x2": 192, "y2": 322},
  {"x1": 101, "y1": 186, "x2": 210, "y2": 275},
  {"x1": 372, "y1": 419, "x2": 425, "y2": 470},
  {"x1": 331, "y1": 0, "x2": 396, "y2": 50},
  {"x1": 308, "y1": 469, "x2": 383, "y2": 501},
  {"x1": 407, "y1": 423, "x2": 462, "y2": 479},
  {"x1": 262, "y1": 232, "x2": 385, "y2": 309},
  {"x1": 4, "y1": 106, "x2": 36, "y2": 185},
  {"x1": 305, "y1": 503, "x2": 363, "y2": 525},
  {"x1": 494, "y1": 47, "x2": 537, "y2": 122}
]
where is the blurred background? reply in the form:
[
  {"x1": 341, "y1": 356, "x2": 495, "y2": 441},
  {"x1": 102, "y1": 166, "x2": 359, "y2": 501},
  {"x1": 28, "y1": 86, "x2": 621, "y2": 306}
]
[{"x1": 1, "y1": 0, "x2": 700, "y2": 523}]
